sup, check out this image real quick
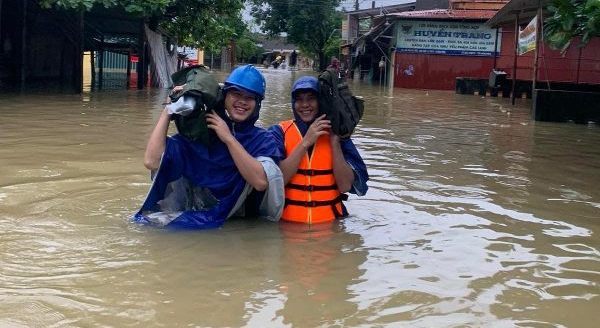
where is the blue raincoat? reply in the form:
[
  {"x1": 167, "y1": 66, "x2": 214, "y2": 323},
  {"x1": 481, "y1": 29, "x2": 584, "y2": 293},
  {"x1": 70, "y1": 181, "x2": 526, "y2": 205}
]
[{"x1": 134, "y1": 102, "x2": 283, "y2": 229}]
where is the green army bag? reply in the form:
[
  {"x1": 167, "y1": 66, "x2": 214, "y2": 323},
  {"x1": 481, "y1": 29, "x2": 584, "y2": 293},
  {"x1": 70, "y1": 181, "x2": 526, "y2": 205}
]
[
  {"x1": 317, "y1": 68, "x2": 364, "y2": 138},
  {"x1": 169, "y1": 65, "x2": 222, "y2": 145}
]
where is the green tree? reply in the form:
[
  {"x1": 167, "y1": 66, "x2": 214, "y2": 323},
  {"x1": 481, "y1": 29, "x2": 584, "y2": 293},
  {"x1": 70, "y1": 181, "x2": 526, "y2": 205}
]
[
  {"x1": 545, "y1": 0, "x2": 600, "y2": 53},
  {"x1": 209, "y1": 11, "x2": 263, "y2": 64},
  {"x1": 38, "y1": 0, "x2": 171, "y2": 12},
  {"x1": 248, "y1": 0, "x2": 342, "y2": 70},
  {"x1": 38, "y1": 0, "x2": 245, "y2": 51},
  {"x1": 324, "y1": 34, "x2": 341, "y2": 60},
  {"x1": 160, "y1": 0, "x2": 245, "y2": 52},
  {"x1": 236, "y1": 36, "x2": 263, "y2": 64}
]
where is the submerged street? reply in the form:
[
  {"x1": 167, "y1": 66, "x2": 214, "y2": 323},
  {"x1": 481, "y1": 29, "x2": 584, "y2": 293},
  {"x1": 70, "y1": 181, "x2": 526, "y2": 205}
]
[{"x1": 1, "y1": 69, "x2": 599, "y2": 327}]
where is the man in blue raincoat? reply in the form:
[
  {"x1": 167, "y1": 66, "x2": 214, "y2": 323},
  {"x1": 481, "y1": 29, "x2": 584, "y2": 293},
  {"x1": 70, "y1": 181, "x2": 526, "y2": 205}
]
[{"x1": 135, "y1": 65, "x2": 284, "y2": 229}]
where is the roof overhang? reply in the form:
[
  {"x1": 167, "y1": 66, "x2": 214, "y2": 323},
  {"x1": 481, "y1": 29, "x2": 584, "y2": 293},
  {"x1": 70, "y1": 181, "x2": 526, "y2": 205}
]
[
  {"x1": 344, "y1": 2, "x2": 416, "y2": 19},
  {"x1": 486, "y1": 0, "x2": 550, "y2": 27},
  {"x1": 83, "y1": 5, "x2": 146, "y2": 52},
  {"x1": 389, "y1": 9, "x2": 498, "y2": 21},
  {"x1": 351, "y1": 19, "x2": 395, "y2": 50}
]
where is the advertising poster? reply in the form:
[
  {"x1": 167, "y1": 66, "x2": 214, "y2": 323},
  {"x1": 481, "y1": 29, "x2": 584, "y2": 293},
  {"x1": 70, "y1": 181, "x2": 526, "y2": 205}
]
[{"x1": 518, "y1": 15, "x2": 537, "y2": 55}]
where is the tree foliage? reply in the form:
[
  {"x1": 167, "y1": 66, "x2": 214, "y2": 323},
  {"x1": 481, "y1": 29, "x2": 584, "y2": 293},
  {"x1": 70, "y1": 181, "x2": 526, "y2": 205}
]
[
  {"x1": 160, "y1": 0, "x2": 245, "y2": 52},
  {"x1": 236, "y1": 35, "x2": 263, "y2": 64},
  {"x1": 38, "y1": 0, "x2": 172, "y2": 14},
  {"x1": 38, "y1": 0, "x2": 246, "y2": 51},
  {"x1": 324, "y1": 35, "x2": 341, "y2": 60},
  {"x1": 544, "y1": 0, "x2": 600, "y2": 52},
  {"x1": 248, "y1": 0, "x2": 342, "y2": 70}
]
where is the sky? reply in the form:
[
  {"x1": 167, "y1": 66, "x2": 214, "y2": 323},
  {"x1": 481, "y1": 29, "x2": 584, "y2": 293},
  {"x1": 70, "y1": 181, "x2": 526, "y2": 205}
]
[
  {"x1": 339, "y1": 0, "x2": 414, "y2": 11},
  {"x1": 243, "y1": 0, "x2": 414, "y2": 32}
]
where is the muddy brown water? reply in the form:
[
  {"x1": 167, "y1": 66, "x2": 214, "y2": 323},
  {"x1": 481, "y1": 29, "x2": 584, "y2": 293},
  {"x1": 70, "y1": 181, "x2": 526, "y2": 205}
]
[{"x1": 1, "y1": 69, "x2": 599, "y2": 327}]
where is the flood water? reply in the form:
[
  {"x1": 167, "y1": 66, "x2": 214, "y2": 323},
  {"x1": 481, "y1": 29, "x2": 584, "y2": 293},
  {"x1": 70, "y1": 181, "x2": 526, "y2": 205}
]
[{"x1": 1, "y1": 69, "x2": 599, "y2": 327}]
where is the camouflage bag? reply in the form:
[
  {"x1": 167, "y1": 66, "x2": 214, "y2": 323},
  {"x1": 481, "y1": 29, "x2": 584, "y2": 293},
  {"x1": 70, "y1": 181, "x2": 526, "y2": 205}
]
[
  {"x1": 169, "y1": 65, "x2": 222, "y2": 145},
  {"x1": 317, "y1": 68, "x2": 364, "y2": 138}
]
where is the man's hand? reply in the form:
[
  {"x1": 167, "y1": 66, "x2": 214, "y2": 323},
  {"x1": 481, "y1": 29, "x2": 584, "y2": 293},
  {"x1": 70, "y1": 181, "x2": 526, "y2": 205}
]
[
  {"x1": 206, "y1": 110, "x2": 234, "y2": 144},
  {"x1": 302, "y1": 114, "x2": 331, "y2": 148}
]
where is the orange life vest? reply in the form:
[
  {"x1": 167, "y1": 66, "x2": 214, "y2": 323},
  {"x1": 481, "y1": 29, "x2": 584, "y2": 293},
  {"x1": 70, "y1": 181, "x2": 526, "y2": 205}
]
[{"x1": 279, "y1": 120, "x2": 345, "y2": 224}]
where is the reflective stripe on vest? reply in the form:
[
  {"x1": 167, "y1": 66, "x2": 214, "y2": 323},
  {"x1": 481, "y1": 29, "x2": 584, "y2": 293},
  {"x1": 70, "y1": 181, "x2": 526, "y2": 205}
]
[{"x1": 279, "y1": 120, "x2": 343, "y2": 224}]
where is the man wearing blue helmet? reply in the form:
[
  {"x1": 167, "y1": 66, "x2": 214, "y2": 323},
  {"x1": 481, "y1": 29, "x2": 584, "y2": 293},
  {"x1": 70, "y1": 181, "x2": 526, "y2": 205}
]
[
  {"x1": 269, "y1": 76, "x2": 368, "y2": 224},
  {"x1": 135, "y1": 65, "x2": 284, "y2": 229}
]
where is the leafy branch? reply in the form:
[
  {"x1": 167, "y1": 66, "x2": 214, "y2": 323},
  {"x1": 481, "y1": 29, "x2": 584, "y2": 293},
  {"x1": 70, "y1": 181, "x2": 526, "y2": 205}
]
[{"x1": 544, "y1": 0, "x2": 600, "y2": 52}]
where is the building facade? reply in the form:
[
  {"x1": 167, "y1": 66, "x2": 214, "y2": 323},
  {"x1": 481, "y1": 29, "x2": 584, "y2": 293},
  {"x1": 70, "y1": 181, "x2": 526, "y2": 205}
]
[{"x1": 389, "y1": 0, "x2": 507, "y2": 89}]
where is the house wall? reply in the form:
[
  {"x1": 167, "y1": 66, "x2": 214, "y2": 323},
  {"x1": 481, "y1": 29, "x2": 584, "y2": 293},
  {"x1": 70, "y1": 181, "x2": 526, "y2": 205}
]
[
  {"x1": 494, "y1": 28, "x2": 600, "y2": 84},
  {"x1": 391, "y1": 21, "x2": 600, "y2": 90},
  {"x1": 394, "y1": 52, "x2": 495, "y2": 89},
  {"x1": 2, "y1": 1, "x2": 80, "y2": 88}
]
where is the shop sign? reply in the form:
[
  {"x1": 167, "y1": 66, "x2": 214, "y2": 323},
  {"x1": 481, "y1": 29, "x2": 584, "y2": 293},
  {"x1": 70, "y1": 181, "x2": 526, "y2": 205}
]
[{"x1": 396, "y1": 20, "x2": 500, "y2": 56}]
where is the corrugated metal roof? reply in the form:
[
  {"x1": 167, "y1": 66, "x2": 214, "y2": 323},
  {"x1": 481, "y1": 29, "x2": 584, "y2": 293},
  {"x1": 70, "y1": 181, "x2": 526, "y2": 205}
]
[
  {"x1": 390, "y1": 9, "x2": 498, "y2": 20},
  {"x1": 345, "y1": 2, "x2": 416, "y2": 19},
  {"x1": 450, "y1": 0, "x2": 509, "y2": 11}
]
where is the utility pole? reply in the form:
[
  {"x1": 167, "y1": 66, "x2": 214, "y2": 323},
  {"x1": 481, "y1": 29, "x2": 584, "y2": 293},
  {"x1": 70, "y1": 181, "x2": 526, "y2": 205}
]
[{"x1": 355, "y1": 0, "x2": 359, "y2": 10}]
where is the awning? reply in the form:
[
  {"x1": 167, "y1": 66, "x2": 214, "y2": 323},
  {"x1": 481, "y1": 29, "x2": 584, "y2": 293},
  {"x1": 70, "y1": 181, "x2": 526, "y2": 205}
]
[
  {"x1": 486, "y1": 0, "x2": 550, "y2": 27},
  {"x1": 83, "y1": 6, "x2": 146, "y2": 53},
  {"x1": 352, "y1": 20, "x2": 391, "y2": 48},
  {"x1": 351, "y1": 19, "x2": 395, "y2": 63}
]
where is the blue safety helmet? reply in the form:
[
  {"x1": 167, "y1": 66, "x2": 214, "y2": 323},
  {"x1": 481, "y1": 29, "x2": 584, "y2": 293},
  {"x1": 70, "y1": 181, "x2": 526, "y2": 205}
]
[
  {"x1": 291, "y1": 75, "x2": 319, "y2": 111},
  {"x1": 291, "y1": 76, "x2": 319, "y2": 98},
  {"x1": 224, "y1": 64, "x2": 266, "y2": 99},
  {"x1": 290, "y1": 76, "x2": 320, "y2": 133}
]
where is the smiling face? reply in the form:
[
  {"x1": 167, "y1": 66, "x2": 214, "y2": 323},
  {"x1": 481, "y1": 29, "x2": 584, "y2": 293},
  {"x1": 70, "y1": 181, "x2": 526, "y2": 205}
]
[
  {"x1": 224, "y1": 88, "x2": 257, "y2": 123},
  {"x1": 293, "y1": 90, "x2": 319, "y2": 123}
]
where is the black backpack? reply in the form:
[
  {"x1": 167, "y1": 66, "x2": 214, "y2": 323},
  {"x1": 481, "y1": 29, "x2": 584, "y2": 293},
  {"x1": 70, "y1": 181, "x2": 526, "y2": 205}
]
[
  {"x1": 317, "y1": 68, "x2": 364, "y2": 138},
  {"x1": 169, "y1": 65, "x2": 223, "y2": 145}
]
